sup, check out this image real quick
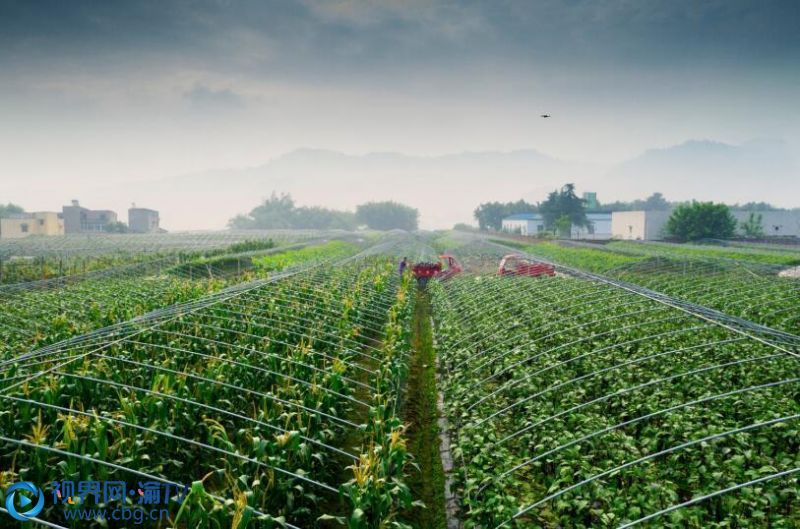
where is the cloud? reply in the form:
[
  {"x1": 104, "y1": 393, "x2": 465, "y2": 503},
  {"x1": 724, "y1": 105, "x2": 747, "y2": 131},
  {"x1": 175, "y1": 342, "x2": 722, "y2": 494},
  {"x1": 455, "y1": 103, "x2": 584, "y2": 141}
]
[
  {"x1": 0, "y1": 0, "x2": 798, "y2": 204},
  {"x1": 299, "y1": 0, "x2": 486, "y2": 39},
  {"x1": 183, "y1": 84, "x2": 245, "y2": 111}
]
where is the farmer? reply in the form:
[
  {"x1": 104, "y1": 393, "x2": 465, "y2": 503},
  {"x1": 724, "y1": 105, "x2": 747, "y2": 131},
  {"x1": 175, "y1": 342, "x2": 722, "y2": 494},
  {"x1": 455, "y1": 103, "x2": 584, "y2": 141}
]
[{"x1": 399, "y1": 257, "x2": 408, "y2": 276}]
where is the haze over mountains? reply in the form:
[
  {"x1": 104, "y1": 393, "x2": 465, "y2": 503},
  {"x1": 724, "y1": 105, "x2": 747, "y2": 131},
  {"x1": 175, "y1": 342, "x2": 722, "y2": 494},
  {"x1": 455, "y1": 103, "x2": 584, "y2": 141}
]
[
  {"x1": 13, "y1": 138, "x2": 798, "y2": 231},
  {"x1": 606, "y1": 139, "x2": 797, "y2": 201}
]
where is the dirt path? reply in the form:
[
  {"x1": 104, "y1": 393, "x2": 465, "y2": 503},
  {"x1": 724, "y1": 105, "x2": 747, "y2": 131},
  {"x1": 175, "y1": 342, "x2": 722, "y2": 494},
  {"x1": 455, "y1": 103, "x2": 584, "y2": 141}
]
[{"x1": 401, "y1": 289, "x2": 447, "y2": 528}]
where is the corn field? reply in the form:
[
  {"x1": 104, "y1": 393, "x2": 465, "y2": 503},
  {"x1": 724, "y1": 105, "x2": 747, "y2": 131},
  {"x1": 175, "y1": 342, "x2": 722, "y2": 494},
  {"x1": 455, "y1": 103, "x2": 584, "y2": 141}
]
[{"x1": 1, "y1": 231, "x2": 799, "y2": 528}]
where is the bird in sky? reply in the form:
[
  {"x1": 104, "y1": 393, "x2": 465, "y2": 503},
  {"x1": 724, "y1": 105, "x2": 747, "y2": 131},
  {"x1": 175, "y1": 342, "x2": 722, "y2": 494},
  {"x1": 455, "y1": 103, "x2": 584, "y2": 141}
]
[{"x1": 540, "y1": 114, "x2": 551, "y2": 118}]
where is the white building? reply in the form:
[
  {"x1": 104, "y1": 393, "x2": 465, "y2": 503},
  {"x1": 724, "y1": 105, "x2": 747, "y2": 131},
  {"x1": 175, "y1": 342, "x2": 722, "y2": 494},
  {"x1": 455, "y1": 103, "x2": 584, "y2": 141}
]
[
  {"x1": 732, "y1": 210, "x2": 800, "y2": 237},
  {"x1": 611, "y1": 210, "x2": 671, "y2": 240},
  {"x1": 502, "y1": 212, "x2": 612, "y2": 239},
  {"x1": 611, "y1": 209, "x2": 800, "y2": 240},
  {"x1": 501, "y1": 213, "x2": 545, "y2": 236},
  {"x1": 571, "y1": 212, "x2": 612, "y2": 240}
]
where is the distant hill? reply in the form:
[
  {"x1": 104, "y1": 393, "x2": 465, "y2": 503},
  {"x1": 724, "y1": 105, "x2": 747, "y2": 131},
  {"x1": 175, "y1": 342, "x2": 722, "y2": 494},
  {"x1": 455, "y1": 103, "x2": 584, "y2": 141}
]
[
  {"x1": 92, "y1": 140, "x2": 797, "y2": 230},
  {"x1": 119, "y1": 148, "x2": 594, "y2": 230},
  {"x1": 604, "y1": 139, "x2": 798, "y2": 205}
]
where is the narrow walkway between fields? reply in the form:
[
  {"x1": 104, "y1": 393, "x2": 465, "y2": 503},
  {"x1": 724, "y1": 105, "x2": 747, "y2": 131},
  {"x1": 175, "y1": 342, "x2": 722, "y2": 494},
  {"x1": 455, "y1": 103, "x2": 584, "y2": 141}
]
[{"x1": 402, "y1": 289, "x2": 447, "y2": 528}]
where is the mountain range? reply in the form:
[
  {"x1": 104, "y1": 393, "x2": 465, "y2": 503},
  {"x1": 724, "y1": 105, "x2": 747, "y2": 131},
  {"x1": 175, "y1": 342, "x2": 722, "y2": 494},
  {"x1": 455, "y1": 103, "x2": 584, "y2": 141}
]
[{"x1": 92, "y1": 139, "x2": 797, "y2": 230}]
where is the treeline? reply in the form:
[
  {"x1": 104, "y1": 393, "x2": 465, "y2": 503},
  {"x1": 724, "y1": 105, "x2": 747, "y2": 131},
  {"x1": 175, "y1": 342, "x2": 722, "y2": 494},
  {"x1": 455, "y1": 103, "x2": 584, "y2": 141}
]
[
  {"x1": 473, "y1": 191, "x2": 674, "y2": 231},
  {"x1": 473, "y1": 184, "x2": 590, "y2": 233},
  {"x1": 0, "y1": 203, "x2": 25, "y2": 218},
  {"x1": 473, "y1": 189, "x2": 797, "y2": 232},
  {"x1": 229, "y1": 193, "x2": 419, "y2": 231},
  {"x1": 471, "y1": 184, "x2": 795, "y2": 242}
]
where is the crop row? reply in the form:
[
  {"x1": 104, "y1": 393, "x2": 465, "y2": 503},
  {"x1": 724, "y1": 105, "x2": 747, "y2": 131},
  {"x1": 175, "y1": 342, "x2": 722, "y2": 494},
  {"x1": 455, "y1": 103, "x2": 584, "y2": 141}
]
[
  {"x1": 0, "y1": 243, "x2": 361, "y2": 364},
  {"x1": 609, "y1": 258, "x2": 800, "y2": 336},
  {"x1": 605, "y1": 241, "x2": 800, "y2": 267},
  {"x1": 432, "y1": 273, "x2": 800, "y2": 528},
  {"x1": 0, "y1": 257, "x2": 416, "y2": 528},
  {"x1": 0, "y1": 231, "x2": 316, "y2": 260},
  {"x1": 493, "y1": 239, "x2": 800, "y2": 337},
  {"x1": 489, "y1": 239, "x2": 644, "y2": 273},
  {"x1": 0, "y1": 238, "x2": 283, "y2": 288}
]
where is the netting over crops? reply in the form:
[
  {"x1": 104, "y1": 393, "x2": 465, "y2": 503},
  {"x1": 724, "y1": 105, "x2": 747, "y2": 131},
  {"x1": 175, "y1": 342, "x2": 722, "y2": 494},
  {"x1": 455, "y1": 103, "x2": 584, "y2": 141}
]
[
  {"x1": 3, "y1": 230, "x2": 800, "y2": 528},
  {"x1": 606, "y1": 258, "x2": 800, "y2": 336},
  {"x1": 432, "y1": 240, "x2": 800, "y2": 528},
  {"x1": 489, "y1": 236, "x2": 800, "y2": 347},
  {"x1": 0, "y1": 241, "x2": 357, "y2": 358},
  {"x1": 0, "y1": 235, "x2": 417, "y2": 528},
  {"x1": 0, "y1": 230, "x2": 325, "y2": 259}
]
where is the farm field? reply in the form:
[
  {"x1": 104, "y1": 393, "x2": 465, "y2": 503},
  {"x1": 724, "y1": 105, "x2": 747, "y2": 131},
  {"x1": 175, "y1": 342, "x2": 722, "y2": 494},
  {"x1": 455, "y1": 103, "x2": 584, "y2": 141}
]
[
  {"x1": 1, "y1": 231, "x2": 799, "y2": 528},
  {"x1": 492, "y1": 237, "x2": 800, "y2": 337},
  {"x1": 0, "y1": 232, "x2": 328, "y2": 286},
  {"x1": 604, "y1": 241, "x2": 800, "y2": 267},
  {"x1": 0, "y1": 239, "x2": 360, "y2": 359},
  {"x1": 1, "y1": 234, "x2": 416, "y2": 528},
  {"x1": 433, "y1": 240, "x2": 800, "y2": 528}
]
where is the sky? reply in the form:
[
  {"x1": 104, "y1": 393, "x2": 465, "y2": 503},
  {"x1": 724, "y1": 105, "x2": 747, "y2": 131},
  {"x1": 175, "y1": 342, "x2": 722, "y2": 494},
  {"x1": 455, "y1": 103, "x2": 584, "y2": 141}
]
[{"x1": 1, "y1": 0, "x2": 799, "y2": 228}]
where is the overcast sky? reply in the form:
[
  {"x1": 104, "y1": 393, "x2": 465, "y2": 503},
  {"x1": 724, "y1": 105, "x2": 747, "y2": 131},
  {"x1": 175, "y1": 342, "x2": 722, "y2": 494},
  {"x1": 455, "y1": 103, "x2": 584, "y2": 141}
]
[{"x1": 1, "y1": 0, "x2": 799, "y2": 224}]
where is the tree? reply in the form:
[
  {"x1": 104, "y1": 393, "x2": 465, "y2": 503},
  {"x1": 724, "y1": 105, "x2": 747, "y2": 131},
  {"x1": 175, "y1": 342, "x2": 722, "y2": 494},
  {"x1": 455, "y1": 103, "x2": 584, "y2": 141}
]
[
  {"x1": 554, "y1": 215, "x2": 572, "y2": 237},
  {"x1": 0, "y1": 203, "x2": 24, "y2": 218},
  {"x1": 229, "y1": 192, "x2": 296, "y2": 229},
  {"x1": 473, "y1": 202, "x2": 508, "y2": 231},
  {"x1": 103, "y1": 221, "x2": 129, "y2": 233},
  {"x1": 643, "y1": 192, "x2": 670, "y2": 210},
  {"x1": 731, "y1": 202, "x2": 777, "y2": 212},
  {"x1": 740, "y1": 212, "x2": 764, "y2": 238},
  {"x1": 539, "y1": 184, "x2": 587, "y2": 232},
  {"x1": 666, "y1": 201, "x2": 737, "y2": 241},
  {"x1": 599, "y1": 192, "x2": 672, "y2": 212},
  {"x1": 229, "y1": 193, "x2": 360, "y2": 230},
  {"x1": 292, "y1": 206, "x2": 357, "y2": 230},
  {"x1": 356, "y1": 201, "x2": 419, "y2": 231},
  {"x1": 473, "y1": 199, "x2": 537, "y2": 231}
]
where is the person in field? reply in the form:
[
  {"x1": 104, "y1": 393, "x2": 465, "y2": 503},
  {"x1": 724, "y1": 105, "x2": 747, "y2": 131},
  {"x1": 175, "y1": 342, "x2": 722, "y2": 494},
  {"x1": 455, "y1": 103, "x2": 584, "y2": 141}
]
[{"x1": 399, "y1": 257, "x2": 408, "y2": 276}]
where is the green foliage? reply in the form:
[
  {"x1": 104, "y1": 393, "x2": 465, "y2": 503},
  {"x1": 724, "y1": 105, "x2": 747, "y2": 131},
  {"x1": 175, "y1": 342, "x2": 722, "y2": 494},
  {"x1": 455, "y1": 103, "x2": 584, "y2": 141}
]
[
  {"x1": 473, "y1": 200, "x2": 538, "y2": 231},
  {"x1": 103, "y1": 221, "x2": 129, "y2": 233},
  {"x1": 730, "y1": 201, "x2": 780, "y2": 212},
  {"x1": 1, "y1": 258, "x2": 417, "y2": 528},
  {"x1": 229, "y1": 192, "x2": 357, "y2": 230},
  {"x1": 740, "y1": 212, "x2": 765, "y2": 238},
  {"x1": 432, "y1": 274, "x2": 800, "y2": 528},
  {"x1": 0, "y1": 252, "x2": 162, "y2": 285},
  {"x1": 490, "y1": 239, "x2": 644, "y2": 273},
  {"x1": 229, "y1": 192, "x2": 296, "y2": 229},
  {"x1": 356, "y1": 201, "x2": 419, "y2": 231},
  {"x1": 666, "y1": 201, "x2": 737, "y2": 241},
  {"x1": 252, "y1": 241, "x2": 357, "y2": 272},
  {"x1": 540, "y1": 184, "x2": 588, "y2": 230},
  {"x1": 0, "y1": 202, "x2": 25, "y2": 218},
  {"x1": 606, "y1": 241, "x2": 800, "y2": 266},
  {"x1": 493, "y1": 235, "x2": 800, "y2": 334},
  {"x1": 609, "y1": 257, "x2": 800, "y2": 334},
  {"x1": 0, "y1": 273, "x2": 224, "y2": 356},
  {"x1": 554, "y1": 215, "x2": 572, "y2": 237},
  {"x1": 599, "y1": 192, "x2": 672, "y2": 212},
  {"x1": 401, "y1": 291, "x2": 446, "y2": 529},
  {"x1": 293, "y1": 205, "x2": 357, "y2": 230},
  {"x1": 205, "y1": 238, "x2": 276, "y2": 256},
  {"x1": 429, "y1": 233, "x2": 464, "y2": 253}
]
